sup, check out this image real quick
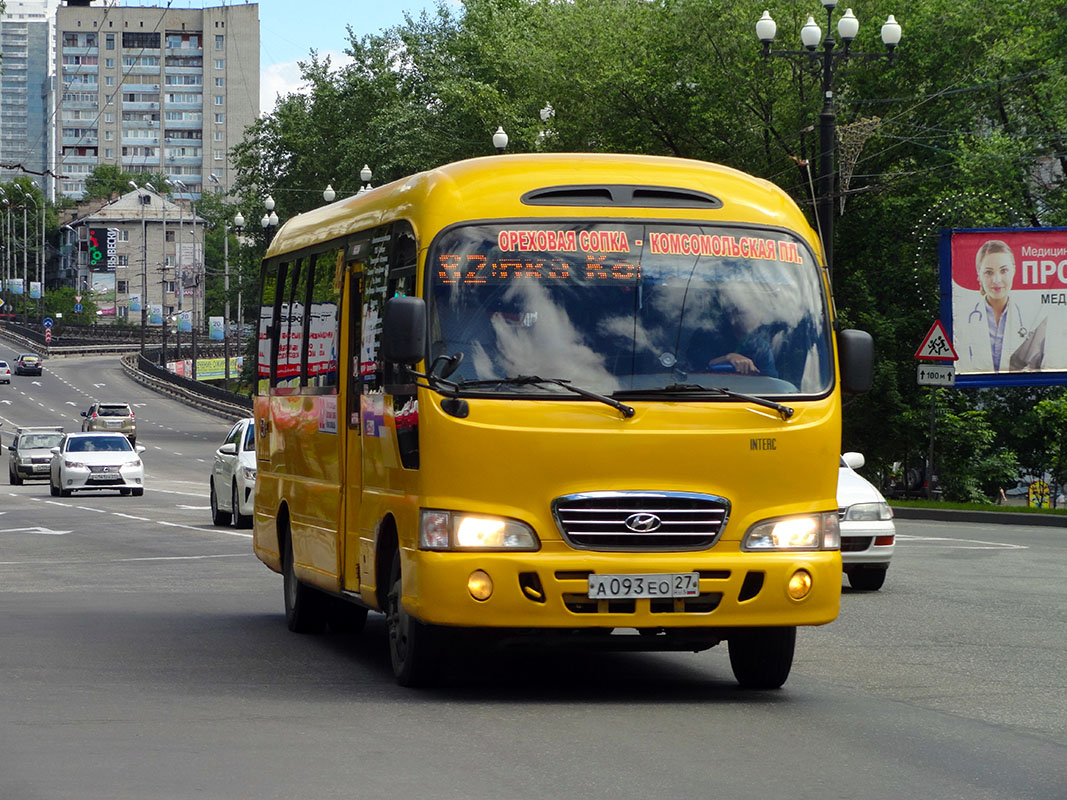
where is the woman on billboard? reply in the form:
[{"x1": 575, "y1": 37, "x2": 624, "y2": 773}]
[{"x1": 955, "y1": 239, "x2": 1046, "y2": 372}]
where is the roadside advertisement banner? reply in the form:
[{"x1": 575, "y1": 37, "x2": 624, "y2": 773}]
[
  {"x1": 91, "y1": 273, "x2": 116, "y2": 316},
  {"x1": 195, "y1": 356, "x2": 242, "y2": 380},
  {"x1": 149, "y1": 304, "x2": 163, "y2": 326},
  {"x1": 209, "y1": 315, "x2": 224, "y2": 341},
  {"x1": 178, "y1": 311, "x2": 192, "y2": 333},
  {"x1": 941, "y1": 227, "x2": 1067, "y2": 387},
  {"x1": 129, "y1": 293, "x2": 141, "y2": 313},
  {"x1": 29, "y1": 281, "x2": 41, "y2": 300},
  {"x1": 10, "y1": 278, "x2": 23, "y2": 295}
]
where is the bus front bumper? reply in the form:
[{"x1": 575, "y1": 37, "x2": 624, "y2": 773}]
[{"x1": 403, "y1": 548, "x2": 841, "y2": 630}]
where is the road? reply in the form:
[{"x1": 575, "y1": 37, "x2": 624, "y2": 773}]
[{"x1": 1, "y1": 349, "x2": 1064, "y2": 799}]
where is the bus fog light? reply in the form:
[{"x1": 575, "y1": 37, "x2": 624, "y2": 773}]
[
  {"x1": 788, "y1": 570, "x2": 813, "y2": 600},
  {"x1": 468, "y1": 570, "x2": 493, "y2": 601}
]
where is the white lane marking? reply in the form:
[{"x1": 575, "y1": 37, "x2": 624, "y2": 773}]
[
  {"x1": 0, "y1": 553, "x2": 246, "y2": 566},
  {"x1": 146, "y1": 487, "x2": 209, "y2": 498},
  {"x1": 74, "y1": 505, "x2": 108, "y2": 513},
  {"x1": 896, "y1": 534, "x2": 1027, "y2": 550},
  {"x1": 112, "y1": 513, "x2": 151, "y2": 521},
  {"x1": 177, "y1": 504, "x2": 210, "y2": 510},
  {"x1": 157, "y1": 520, "x2": 252, "y2": 538},
  {"x1": 0, "y1": 526, "x2": 72, "y2": 535}
]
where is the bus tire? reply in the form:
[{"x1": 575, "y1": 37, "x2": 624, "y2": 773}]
[
  {"x1": 282, "y1": 527, "x2": 327, "y2": 634},
  {"x1": 386, "y1": 550, "x2": 440, "y2": 687},
  {"x1": 232, "y1": 481, "x2": 252, "y2": 529},
  {"x1": 210, "y1": 480, "x2": 232, "y2": 527},
  {"x1": 728, "y1": 626, "x2": 796, "y2": 690}
]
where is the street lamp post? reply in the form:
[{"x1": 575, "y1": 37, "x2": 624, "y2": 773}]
[
  {"x1": 323, "y1": 184, "x2": 336, "y2": 204},
  {"x1": 159, "y1": 263, "x2": 171, "y2": 367},
  {"x1": 224, "y1": 211, "x2": 245, "y2": 390},
  {"x1": 261, "y1": 195, "x2": 278, "y2": 245},
  {"x1": 129, "y1": 181, "x2": 149, "y2": 353},
  {"x1": 165, "y1": 179, "x2": 187, "y2": 366},
  {"x1": 14, "y1": 185, "x2": 35, "y2": 325},
  {"x1": 756, "y1": 4, "x2": 900, "y2": 281}
]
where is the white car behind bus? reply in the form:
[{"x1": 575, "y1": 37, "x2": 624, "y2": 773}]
[
  {"x1": 210, "y1": 417, "x2": 256, "y2": 528},
  {"x1": 838, "y1": 452, "x2": 895, "y2": 591}
]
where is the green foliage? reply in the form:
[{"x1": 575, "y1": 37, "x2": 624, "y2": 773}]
[
  {"x1": 44, "y1": 285, "x2": 98, "y2": 324},
  {"x1": 83, "y1": 164, "x2": 170, "y2": 201}
]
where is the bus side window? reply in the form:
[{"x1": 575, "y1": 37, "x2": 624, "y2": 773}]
[
  {"x1": 258, "y1": 260, "x2": 282, "y2": 391},
  {"x1": 306, "y1": 249, "x2": 343, "y2": 391},
  {"x1": 276, "y1": 257, "x2": 307, "y2": 390}
]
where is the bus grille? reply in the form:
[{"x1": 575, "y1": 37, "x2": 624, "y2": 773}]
[{"x1": 552, "y1": 491, "x2": 729, "y2": 551}]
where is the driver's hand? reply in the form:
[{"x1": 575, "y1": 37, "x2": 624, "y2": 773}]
[{"x1": 716, "y1": 353, "x2": 760, "y2": 375}]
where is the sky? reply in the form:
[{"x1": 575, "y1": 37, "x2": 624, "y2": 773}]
[{"x1": 256, "y1": 0, "x2": 458, "y2": 112}]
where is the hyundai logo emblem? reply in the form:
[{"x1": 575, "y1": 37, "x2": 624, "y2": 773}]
[{"x1": 624, "y1": 513, "x2": 662, "y2": 532}]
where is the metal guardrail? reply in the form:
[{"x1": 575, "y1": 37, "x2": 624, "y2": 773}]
[{"x1": 122, "y1": 353, "x2": 252, "y2": 422}]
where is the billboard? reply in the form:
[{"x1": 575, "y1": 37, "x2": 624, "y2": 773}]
[
  {"x1": 941, "y1": 227, "x2": 1067, "y2": 387},
  {"x1": 87, "y1": 227, "x2": 118, "y2": 271}
]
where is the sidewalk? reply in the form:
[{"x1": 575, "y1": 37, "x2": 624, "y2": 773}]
[{"x1": 892, "y1": 506, "x2": 1067, "y2": 528}]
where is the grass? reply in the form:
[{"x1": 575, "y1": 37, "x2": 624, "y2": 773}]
[{"x1": 891, "y1": 498, "x2": 1067, "y2": 515}]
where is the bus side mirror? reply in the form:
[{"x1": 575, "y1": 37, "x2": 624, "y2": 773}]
[
  {"x1": 382, "y1": 296, "x2": 427, "y2": 364},
  {"x1": 838, "y1": 329, "x2": 874, "y2": 395}
]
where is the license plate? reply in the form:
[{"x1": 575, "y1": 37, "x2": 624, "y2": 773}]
[
  {"x1": 32, "y1": 464, "x2": 48, "y2": 472},
  {"x1": 107, "y1": 420, "x2": 122, "y2": 427},
  {"x1": 587, "y1": 572, "x2": 700, "y2": 600},
  {"x1": 89, "y1": 474, "x2": 121, "y2": 482}
]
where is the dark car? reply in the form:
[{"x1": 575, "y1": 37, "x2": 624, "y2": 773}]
[{"x1": 14, "y1": 353, "x2": 43, "y2": 376}]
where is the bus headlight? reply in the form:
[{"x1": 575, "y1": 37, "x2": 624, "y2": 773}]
[
  {"x1": 420, "y1": 509, "x2": 540, "y2": 551},
  {"x1": 743, "y1": 512, "x2": 839, "y2": 551}
]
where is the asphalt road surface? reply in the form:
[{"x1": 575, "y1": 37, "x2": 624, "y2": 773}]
[{"x1": 1, "y1": 349, "x2": 1064, "y2": 799}]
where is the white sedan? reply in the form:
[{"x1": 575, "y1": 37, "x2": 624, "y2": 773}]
[
  {"x1": 49, "y1": 432, "x2": 146, "y2": 497},
  {"x1": 838, "y1": 452, "x2": 895, "y2": 591},
  {"x1": 210, "y1": 417, "x2": 256, "y2": 528}
]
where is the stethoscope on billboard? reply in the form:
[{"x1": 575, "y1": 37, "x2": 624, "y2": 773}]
[{"x1": 967, "y1": 301, "x2": 1031, "y2": 339}]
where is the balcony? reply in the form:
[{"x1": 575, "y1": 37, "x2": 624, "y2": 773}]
[{"x1": 122, "y1": 101, "x2": 160, "y2": 112}]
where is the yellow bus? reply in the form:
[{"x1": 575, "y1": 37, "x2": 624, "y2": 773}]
[{"x1": 252, "y1": 153, "x2": 873, "y2": 688}]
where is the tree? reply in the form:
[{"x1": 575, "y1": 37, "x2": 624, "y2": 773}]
[{"x1": 83, "y1": 164, "x2": 169, "y2": 200}]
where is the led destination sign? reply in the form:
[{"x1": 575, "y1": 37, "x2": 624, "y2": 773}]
[{"x1": 439, "y1": 226, "x2": 804, "y2": 286}]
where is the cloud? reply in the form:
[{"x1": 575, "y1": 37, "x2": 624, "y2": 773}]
[{"x1": 260, "y1": 50, "x2": 355, "y2": 115}]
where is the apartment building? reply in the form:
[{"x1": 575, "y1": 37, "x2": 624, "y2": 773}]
[
  {"x1": 54, "y1": 0, "x2": 258, "y2": 200},
  {"x1": 0, "y1": 1, "x2": 51, "y2": 189}
]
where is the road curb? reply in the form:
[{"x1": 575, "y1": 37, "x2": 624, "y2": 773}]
[{"x1": 891, "y1": 506, "x2": 1067, "y2": 527}]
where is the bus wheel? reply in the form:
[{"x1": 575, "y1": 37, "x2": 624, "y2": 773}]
[
  {"x1": 728, "y1": 627, "x2": 796, "y2": 690},
  {"x1": 282, "y1": 529, "x2": 327, "y2": 634},
  {"x1": 386, "y1": 551, "x2": 440, "y2": 686}
]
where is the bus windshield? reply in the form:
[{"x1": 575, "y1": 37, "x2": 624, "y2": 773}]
[{"x1": 428, "y1": 222, "x2": 832, "y2": 397}]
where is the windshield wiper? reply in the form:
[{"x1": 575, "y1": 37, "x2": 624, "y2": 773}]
[
  {"x1": 456, "y1": 375, "x2": 635, "y2": 418},
  {"x1": 613, "y1": 383, "x2": 794, "y2": 420}
]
